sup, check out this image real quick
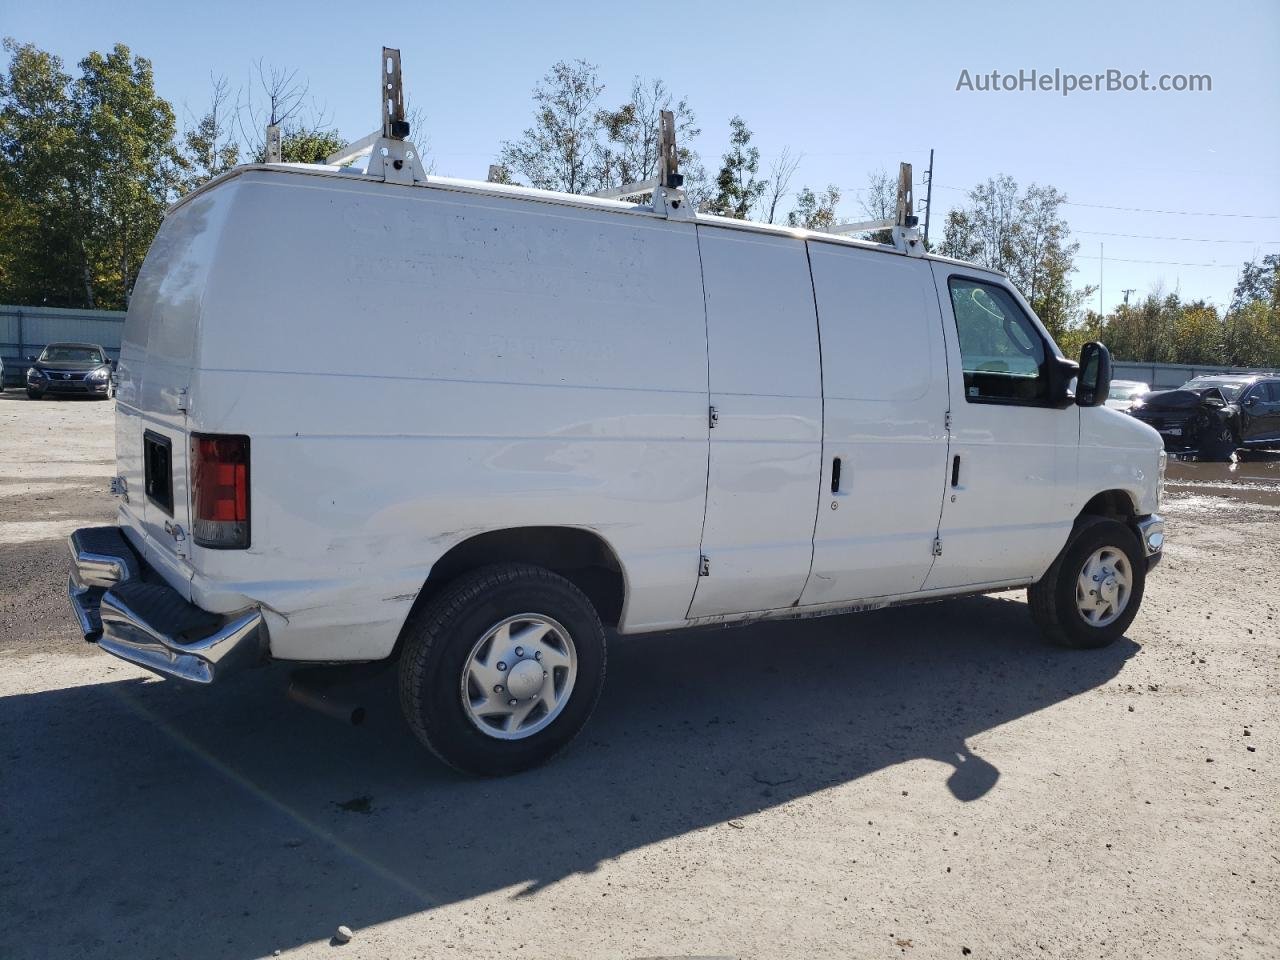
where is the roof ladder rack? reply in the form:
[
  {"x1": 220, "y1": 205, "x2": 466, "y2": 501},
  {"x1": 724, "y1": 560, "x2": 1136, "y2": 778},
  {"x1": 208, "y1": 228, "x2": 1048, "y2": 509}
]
[
  {"x1": 825, "y1": 161, "x2": 924, "y2": 256},
  {"x1": 324, "y1": 47, "x2": 427, "y2": 185},
  {"x1": 265, "y1": 123, "x2": 283, "y2": 163},
  {"x1": 589, "y1": 110, "x2": 692, "y2": 220}
]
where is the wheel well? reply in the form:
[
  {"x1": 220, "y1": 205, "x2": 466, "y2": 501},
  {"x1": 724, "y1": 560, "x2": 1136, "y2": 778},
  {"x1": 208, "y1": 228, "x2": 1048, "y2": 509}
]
[
  {"x1": 1077, "y1": 490, "x2": 1138, "y2": 524},
  {"x1": 404, "y1": 526, "x2": 626, "y2": 637}
]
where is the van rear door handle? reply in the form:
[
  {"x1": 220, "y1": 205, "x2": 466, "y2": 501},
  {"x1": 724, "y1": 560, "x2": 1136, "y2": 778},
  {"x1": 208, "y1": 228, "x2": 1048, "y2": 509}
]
[
  {"x1": 951, "y1": 455, "x2": 961, "y2": 487},
  {"x1": 831, "y1": 457, "x2": 843, "y2": 494}
]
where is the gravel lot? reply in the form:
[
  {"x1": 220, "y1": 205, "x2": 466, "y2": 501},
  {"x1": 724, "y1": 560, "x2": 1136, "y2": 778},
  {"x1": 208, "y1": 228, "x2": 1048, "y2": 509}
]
[{"x1": 1, "y1": 392, "x2": 1277, "y2": 960}]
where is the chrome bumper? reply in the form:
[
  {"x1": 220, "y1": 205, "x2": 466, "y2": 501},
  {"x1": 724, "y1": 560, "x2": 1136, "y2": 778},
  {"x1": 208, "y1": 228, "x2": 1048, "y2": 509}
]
[
  {"x1": 1136, "y1": 513, "x2": 1165, "y2": 568},
  {"x1": 67, "y1": 526, "x2": 265, "y2": 684}
]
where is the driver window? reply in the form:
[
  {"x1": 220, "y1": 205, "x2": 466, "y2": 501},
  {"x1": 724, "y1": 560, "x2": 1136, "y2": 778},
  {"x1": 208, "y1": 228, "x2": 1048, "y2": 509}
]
[{"x1": 948, "y1": 277, "x2": 1049, "y2": 404}]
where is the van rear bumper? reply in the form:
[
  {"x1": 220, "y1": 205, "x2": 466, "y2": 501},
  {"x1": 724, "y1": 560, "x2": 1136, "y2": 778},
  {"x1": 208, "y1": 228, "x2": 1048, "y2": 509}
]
[{"x1": 67, "y1": 526, "x2": 266, "y2": 684}]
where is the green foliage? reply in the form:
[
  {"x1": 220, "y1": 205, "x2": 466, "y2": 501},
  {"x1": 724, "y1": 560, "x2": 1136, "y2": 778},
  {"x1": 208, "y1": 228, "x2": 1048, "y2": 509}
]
[
  {"x1": 76, "y1": 43, "x2": 184, "y2": 307},
  {"x1": 1097, "y1": 272, "x2": 1280, "y2": 368},
  {"x1": 707, "y1": 116, "x2": 765, "y2": 219},
  {"x1": 0, "y1": 39, "x2": 92, "y2": 306},
  {"x1": 596, "y1": 77, "x2": 704, "y2": 201},
  {"x1": 937, "y1": 175, "x2": 1092, "y2": 342},
  {"x1": 787, "y1": 184, "x2": 841, "y2": 230},
  {"x1": 497, "y1": 62, "x2": 704, "y2": 200},
  {"x1": 498, "y1": 59, "x2": 605, "y2": 194},
  {"x1": 0, "y1": 38, "x2": 181, "y2": 308},
  {"x1": 253, "y1": 127, "x2": 346, "y2": 165},
  {"x1": 181, "y1": 77, "x2": 239, "y2": 190},
  {"x1": 1229, "y1": 253, "x2": 1280, "y2": 314}
]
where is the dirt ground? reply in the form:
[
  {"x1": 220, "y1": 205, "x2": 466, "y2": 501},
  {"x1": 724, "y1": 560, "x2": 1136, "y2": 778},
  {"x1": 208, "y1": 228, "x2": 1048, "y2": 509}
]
[{"x1": 1, "y1": 391, "x2": 1276, "y2": 960}]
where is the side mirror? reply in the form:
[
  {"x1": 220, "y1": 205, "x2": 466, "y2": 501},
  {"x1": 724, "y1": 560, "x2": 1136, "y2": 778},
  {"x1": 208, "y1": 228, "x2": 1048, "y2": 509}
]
[
  {"x1": 26, "y1": 355, "x2": 36, "y2": 362},
  {"x1": 1244, "y1": 394, "x2": 1258, "y2": 407},
  {"x1": 1076, "y1": 341, "x2": 1113, "y2": 407},
  {"x1": 1047, "y1": 356, "x2": 1080, "y2": 409}
]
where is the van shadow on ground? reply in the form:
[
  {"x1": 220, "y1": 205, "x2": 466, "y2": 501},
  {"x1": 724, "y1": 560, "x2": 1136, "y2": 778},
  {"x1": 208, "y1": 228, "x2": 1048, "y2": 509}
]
[{"x1": 1, "y1": 594, "x2": 1136, "y2": 959}]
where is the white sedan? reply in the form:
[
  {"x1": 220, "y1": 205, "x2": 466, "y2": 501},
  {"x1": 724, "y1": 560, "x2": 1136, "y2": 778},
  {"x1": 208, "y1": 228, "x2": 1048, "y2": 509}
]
[{"x1": 1105, "y1": 379, "x2": 1150, "y2": 412}]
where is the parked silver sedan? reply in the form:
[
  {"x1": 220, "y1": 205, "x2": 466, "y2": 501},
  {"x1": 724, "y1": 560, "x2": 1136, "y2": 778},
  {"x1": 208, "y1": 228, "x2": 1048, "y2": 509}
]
[{"x1": 1105, "y1": 379, "x2": 1150, "y2": 412}]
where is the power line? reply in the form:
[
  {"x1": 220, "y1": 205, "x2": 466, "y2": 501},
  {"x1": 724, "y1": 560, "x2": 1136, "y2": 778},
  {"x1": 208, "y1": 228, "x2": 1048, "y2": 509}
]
[
  {"x1": 1065, "y1": 200, "x2": 1279, "y2": 219},
  {"x1": 931, "y1": 183, "x2": 1279, "y2": 219},
  {"x1": 1075, "y1": 254, "x2": 1240, "y2": 268},
  {"x1": 1075, "y1": 230, "x2": 1280, "y2": 244}
]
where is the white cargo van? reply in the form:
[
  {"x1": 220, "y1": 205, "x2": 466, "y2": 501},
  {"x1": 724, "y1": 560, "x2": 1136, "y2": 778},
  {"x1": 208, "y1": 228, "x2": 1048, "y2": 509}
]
[{"x1": 67, "y1": 135, "x2": 1166, "y2": 775}]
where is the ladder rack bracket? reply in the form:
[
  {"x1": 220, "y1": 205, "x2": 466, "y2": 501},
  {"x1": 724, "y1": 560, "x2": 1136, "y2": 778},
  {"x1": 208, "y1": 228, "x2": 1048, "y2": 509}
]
[
  {"x1": 588, "y1": 109, "x2": 690, "y2": 219},
  {"x1": 323, "y1": 48, "x2": 427, "y2": 185}
]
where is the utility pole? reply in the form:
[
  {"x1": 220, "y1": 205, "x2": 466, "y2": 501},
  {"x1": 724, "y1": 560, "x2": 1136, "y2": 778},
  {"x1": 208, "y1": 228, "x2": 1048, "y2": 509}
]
[
  {"x1": 922, "y1": 148, "x2": 935, "y2": 247},
  {"x1": 1099, "y1": 242, "x2": 1104, "y2": 318},
  {"x1": 1121, "y1": 287, "x2": 1136, "y2": 305}
]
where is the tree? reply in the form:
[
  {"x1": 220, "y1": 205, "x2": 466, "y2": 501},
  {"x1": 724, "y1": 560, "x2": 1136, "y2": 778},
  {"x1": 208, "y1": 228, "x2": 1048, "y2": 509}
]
[
  {"x1": 0, "y1": 39, "x2": 181, "y2": 309},
  {"x1": 74, "y1": 43, "x2": 184, "y2": 307},
  {"x1": 1229, "y1": 253, "x2": 1280, "y2": 313},
  {"x1": 235, "y1": 59, "x2": 310, "y2": 159},
  {"x1": 707, "y1": 116, "x2": 765, "y2": 219},
  {"x1": 498, "y1": 60, "x2": 604, "y2": 194},
  {"x1": 937, "y1": 175, "x2": 1092, "y2": 341},
  {"x1": 597, "y1": 76, "x2": 702, "y2": 197},
  {"x1": 181, "y1": 75, "x2": 239, "y2": 190},
  {"x1": 757, "y1": 146, "x2": 800, "y2": 224},
  {"x1": 0, "y1": 38, "x2": 87, "y2": 306},
  {"x1": 264, "y1": 127, "x2": 346, "y2": 164},
  {"x1": 859, "y1": 167, "x2": 896, "y2": 243},
  {"x1": 1222, "y1": 299, "x2": 1280, "y2": 367},
  {"x1": 787, "y1": 184, "x2": 840, "y2": 230}
]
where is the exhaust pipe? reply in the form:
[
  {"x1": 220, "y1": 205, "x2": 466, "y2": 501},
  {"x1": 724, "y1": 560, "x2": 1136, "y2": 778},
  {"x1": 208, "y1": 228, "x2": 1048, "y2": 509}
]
[{"x1": 287, "y1": 668, "x2": 367, "y2": 726}]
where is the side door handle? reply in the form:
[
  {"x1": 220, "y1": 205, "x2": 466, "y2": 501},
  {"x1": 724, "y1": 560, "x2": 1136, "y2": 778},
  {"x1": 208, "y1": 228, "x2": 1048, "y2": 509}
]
[
  {"x1": 831, "y1": 457, "x2": 843, "y2": 494},
  {"x1": 951, "y1": 455, "x2": 961, "y2": 488}
]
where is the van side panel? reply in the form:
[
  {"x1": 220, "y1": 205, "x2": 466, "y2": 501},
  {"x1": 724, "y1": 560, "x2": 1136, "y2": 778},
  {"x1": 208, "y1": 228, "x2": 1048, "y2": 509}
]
[
  {"x1": 115, "y1": 184, "x2": 238, "y2": 598},
  {"x1": 188, "y1": 173, "x2": 709, "y2": 659}
]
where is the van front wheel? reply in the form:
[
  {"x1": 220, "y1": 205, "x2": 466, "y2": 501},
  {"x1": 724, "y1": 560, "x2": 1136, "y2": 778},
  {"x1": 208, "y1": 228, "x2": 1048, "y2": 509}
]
[
  {"x1": 1028, "y1": 517, "x2": 1146, "y2": 649},
  {"x1": 398, "y1": 563, "x2": 606, "y2": 776}
]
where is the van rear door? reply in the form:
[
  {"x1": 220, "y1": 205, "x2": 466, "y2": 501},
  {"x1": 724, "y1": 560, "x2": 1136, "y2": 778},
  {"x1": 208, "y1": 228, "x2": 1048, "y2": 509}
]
[{"x1": 115, "y1": 187, "x2": 231, "y2": 593}]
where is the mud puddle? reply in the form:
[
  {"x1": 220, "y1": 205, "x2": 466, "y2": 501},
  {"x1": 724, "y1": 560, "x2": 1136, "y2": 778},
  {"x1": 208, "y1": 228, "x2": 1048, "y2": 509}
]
[{"x1": 1165, "y1": 449, "x2": 1280, "y2": 510}]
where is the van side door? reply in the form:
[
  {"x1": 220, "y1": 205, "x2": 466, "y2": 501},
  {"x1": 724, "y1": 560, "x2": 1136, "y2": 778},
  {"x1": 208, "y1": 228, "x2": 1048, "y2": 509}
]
[
  {"x1": 924, "y1": 269, "x2": 1079, "y2": 590},
  {"x1": 686, "y1": 228, "x2": 823, "y2": 618},
  {"x1": 798, "y1": 244, "x2": 951, "y2": 606}
]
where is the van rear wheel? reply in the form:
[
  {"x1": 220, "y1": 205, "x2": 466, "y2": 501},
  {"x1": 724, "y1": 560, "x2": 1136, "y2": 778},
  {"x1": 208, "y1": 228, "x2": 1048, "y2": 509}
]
[
  {"x1": 398, "y1": 563, "x2": 606, "y2": 776},
  {"x1": 1028, "y1": 517, "x2": 1146, "y2": 649}
]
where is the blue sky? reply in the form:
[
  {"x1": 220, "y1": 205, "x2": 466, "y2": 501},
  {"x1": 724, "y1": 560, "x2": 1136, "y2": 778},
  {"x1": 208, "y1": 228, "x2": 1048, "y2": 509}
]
[{"x1": 5, "y1": 0, "x2": 1278, "y2": 313}]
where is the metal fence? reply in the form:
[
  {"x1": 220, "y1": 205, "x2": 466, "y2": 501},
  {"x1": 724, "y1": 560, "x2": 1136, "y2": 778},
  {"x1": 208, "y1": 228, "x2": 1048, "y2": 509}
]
[
  {"x1": 1112, "y1": 360, "x2": 1280, "y2": 390},
  {"x1": 1, "y1": 304, "x2": 126, "y2": 387}
]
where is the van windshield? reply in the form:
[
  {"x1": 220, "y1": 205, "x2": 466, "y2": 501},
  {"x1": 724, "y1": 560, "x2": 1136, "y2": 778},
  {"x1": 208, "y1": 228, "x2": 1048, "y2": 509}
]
[{"x1": 39, "y1": 345, "x2": 106, "y2": 364}]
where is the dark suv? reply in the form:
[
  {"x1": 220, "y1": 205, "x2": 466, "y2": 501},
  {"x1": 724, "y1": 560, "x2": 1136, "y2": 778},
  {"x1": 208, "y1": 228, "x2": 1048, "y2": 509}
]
[
  {"x1": 1128, "y1": 374, "x2": 1280, "y2": 459},
  {"x1": 26, "y1": 342, "x2": 116, "y2": 400}
]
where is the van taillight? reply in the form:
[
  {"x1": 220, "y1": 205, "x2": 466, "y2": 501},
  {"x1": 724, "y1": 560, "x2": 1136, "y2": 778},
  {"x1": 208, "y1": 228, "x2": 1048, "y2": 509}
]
[{"x1": 190, "y1": 434, "x2": 250, "y2": 549}]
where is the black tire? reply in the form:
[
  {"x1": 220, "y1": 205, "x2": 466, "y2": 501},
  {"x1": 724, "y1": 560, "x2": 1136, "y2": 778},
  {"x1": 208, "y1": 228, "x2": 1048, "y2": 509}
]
[
  {"x1": 1028, "y1": 516, "x2": 1146, "y2": 649},
  {"x1": 1198, "y1": 420, "x2": 1238, "y2": 461},
  {"x1": 26, "y1": 389, "x2": 40, "y2": 400},
  {"x1": 398, "y1": 563, "x2": 606, "y2": 776}
]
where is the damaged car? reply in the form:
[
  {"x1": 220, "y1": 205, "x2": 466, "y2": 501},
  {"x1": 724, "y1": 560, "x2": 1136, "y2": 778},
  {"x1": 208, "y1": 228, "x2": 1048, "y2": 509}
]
[{"x1": 1128, "y1": 374, "x2": 1280, "y2": 459}]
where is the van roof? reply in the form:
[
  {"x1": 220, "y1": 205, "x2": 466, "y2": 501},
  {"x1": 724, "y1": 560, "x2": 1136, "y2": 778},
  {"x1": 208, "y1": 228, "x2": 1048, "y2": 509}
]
[{"x1": 173, "y1": 162, "x2": 1006, "y2": 279}]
